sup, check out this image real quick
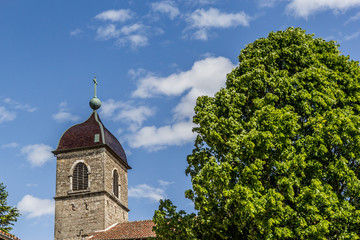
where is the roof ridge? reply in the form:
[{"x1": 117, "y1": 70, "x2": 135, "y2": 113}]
[
  {"x1": 126, "y1": 219, "x2": 153, "y2": 223},
  {"x1": 92, "y1": 222, "x2": 119, "y2": 234},
  {"x1": 0, "y1": 229, "x2": 21, "y2": 240},
  {"x1": 93, "y1": 111, "x2": 106, "y2": 144},
  {"x1": 88, "y1": 220, "x2": 156, "y2": 240}
]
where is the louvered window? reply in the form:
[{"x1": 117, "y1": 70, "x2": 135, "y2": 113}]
[
  {"x1": 73, "y1": 163, "x2": 88, "y2": 191},
  {"x1": 113, "y1": 170, "x2": 119, "y2": 198}
]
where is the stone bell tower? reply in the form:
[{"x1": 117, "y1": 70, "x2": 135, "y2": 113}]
[{"x1": 53, "y1": 78, "x2": 131, "y2": 240}]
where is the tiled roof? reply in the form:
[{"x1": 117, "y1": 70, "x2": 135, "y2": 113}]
[
  {"x1": 0, "y1": 230, "x2": 20, "y2": 240},
  {"x1": 88, "y1": 220, "x2": 156, "y2": 240},
  {"x1": 53, "y1": 111, "x2": 130, "y2": 169}
]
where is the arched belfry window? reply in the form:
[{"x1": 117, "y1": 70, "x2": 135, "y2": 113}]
[
  {"x1": 73, "y1": 162, "x2": 88, "y2": 191},
  {"x1": 113, "y1": 170, "x2": 119, "y2": 198}
]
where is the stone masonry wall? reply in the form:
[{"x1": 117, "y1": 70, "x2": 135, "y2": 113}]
[
  {"x1": 104, "y1": 151, "x2": 128, "y2": 209},
  {"x1": 55, "y1": 194, "x2": 106, "y2": 240},
  {"x1": 103, "y1": 151, "x2": 129, "y2": 227},
  {"x1": 104, "y1": 195, "x2": 128, "y2": 229},
  {"x1": 55, "y1": 147, "x2": 129, "y2": 240},
  {"x1": 55, "y1": 148, "x2": 106, "y2": 196}
]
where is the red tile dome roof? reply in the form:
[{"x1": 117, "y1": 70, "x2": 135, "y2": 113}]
[{"x1": 54, "y1": 111, "x2": 130, "y2": 169}]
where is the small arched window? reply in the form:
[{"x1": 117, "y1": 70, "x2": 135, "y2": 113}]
[
  {"x1": 113, "y1": 170, "x2": 119, "y2": 198},
  {"x1": 73, "y1": 162, "x2": 88, "y2": 191}
]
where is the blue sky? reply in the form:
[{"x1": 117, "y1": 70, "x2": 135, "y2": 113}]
[{"x1": 1, "y1": 0, "x2": 360, "y2": 239}]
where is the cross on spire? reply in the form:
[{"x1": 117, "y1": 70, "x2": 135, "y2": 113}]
[
  {"x1": 89, "y1": 76, "x2": 101, "y2": 110},
  {"x1": 93, "y1": 76, "x2": 98, "y2": 97}
]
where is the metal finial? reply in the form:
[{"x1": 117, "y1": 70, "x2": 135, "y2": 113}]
[
  {"x1": 90, "y1": 76, "x2": 101, "y2": 110},
  {"x1": 93, "y1": 76, "x2": 98, "y2": 97}
]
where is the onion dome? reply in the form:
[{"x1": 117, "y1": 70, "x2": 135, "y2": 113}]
[
  {"x1": 53, "y1": 77, "x2": 130, "y2": 169},
  {"x1": 53, "y1": 111, "x2": 130, "y2": 169}
]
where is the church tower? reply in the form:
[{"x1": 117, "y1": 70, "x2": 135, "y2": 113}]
[{"x1": 53, "y1": 78, "x2": 131, "y2": 240}]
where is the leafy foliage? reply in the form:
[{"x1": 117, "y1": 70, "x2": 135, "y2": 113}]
[
  {"x1": 0, "y1": 182, "x2": 20, "y2": 233},
  {"x1": 153, "y1": 199, "x2": 199, "y2": 239},
  {"x1": 153, "y1": 28, "x2": 360, "y2": 239}
]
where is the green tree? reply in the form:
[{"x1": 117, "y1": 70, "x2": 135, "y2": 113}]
[
  {"x1": 153, "y1": 28, "x2": 360, "y2": 239},
  {"x1": 0, "y1": 182, "x2": 20, "y2": 233}
]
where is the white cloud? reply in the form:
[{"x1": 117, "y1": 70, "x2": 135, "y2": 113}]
[
  {"x1": 26, "y1": 183, "x2": 38, "y2": 187},
  {"x1": 95, "y1": 9, "x2": 134, "y2": 22},
  {"x1": 128, "y1": 184, "x2": 166, "y2": 202},
  {"x1": 184, "y1": 0, "x2": 216, "y2": 4},
  {"x1": 96, "y1": 23, "x2": 147, "y2": 41},
  {"x1": 116, "y1": 105, "x2": 154, "y2": 129},
  {"x1": 100, "y1": 100, "x2": 155, "y2": 131},
  {"x1": 127, "y1": 121, "x2": 196, "y2": 150},
  {"x1": 118, "y1": 34, "x2": 149, "y2": 48},
  {"x1": 95, "y1": 21, "x2": 160, "y2": 49},
  {"x1": 52, "y1": 102, "x2": 80, "y2": 123},
  {"x1": 258, "y1": 0, "x2": 282, "y2": 8},
  {"x1": 21, "y1": 144, "x2": 53, "y2": 167},
  {"x1": 188, "y1": 8, "x2": 250, "y2": 28},
  {"x1": 0, "y1": 106, "x2": 16, "y2": 124},
  {"x1": 1, "y1": 142, "x2": 18, "y2": 148},
  {"x1": 152, "y1": 1, "x2": 180, "y2": 20},
  {"x1": 258, "y1": 0, "x2": 360, "y2": 18},
  {"x1": 93, "y1": 10, "x2": 158, "y2": 48},
  {"x1": 120, "y1": 23, "x2": 144, "y2": 35},
  {"x1": 128, "y1": 68, "x2": 147, "y2": 79},
  {"x1": 0, "y1": 97, "x2": 38, "y2": 124},
  {"x1": 345, "y1": 11, "x2": 360, "y2": 24},
  {"x1": 158, "y1": 180, "x2": 174, "y2": 187},
  {"x1": 99, "y1": 57, "x2": 232, "y2": 150},
  {"x1": 172, "y1": 87, "x2": 204, "y2": 120},
  {"x1": 285, "y1": 0, "x2": 360, "y2": 18},
  {"x1": 186, "y1": 8, "x2": 250, "y2": 40},
  {"x1": 17, "y1": 195, "x2": 54, "y2": 218},
  {"x1": 117, "y1": 128, "x2": 124, "y2": 135},
  {"x1": 344, "y1": 30, "x2": 360, "y2": 40},
  {"x1": 53, "y1": 111, "x2": 80, "y2": 123},
  {"x1": 70, "y1": 28, "x2": 82, "y2": 36},
  {"x1": 128, "y1": 56, "x2": 235, "y2": 150},
  {"x1": 193, "y1": 28, "x2": 209, "y2": 40},
  {"x1": 96, "y1": 24, "x2": 120, "y2": 40},
  {"x1": 100, "y1": 99, "x2": 125, "y2": 118},
  {"x1": 3, "y1": 97, "x2": 37, "y2": 112},
  {"x1": 133, "y1": 56, "x2": 235, "y2": 119}
]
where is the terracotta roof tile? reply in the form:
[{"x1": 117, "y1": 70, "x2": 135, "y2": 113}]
[
  {"x1": 89, "y1": 220, "x2": 156, "y2": 240},
  {"x1": 0, "y1": 230, "x2": 20, "y2": 240}
]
